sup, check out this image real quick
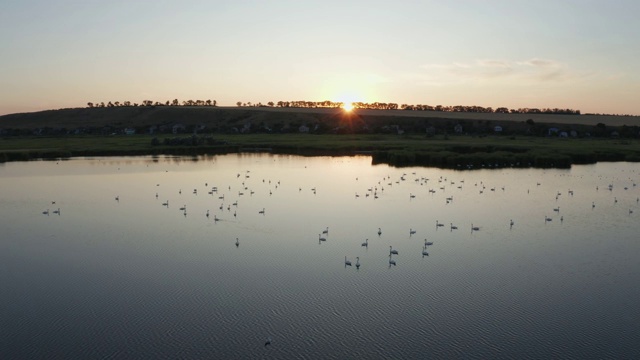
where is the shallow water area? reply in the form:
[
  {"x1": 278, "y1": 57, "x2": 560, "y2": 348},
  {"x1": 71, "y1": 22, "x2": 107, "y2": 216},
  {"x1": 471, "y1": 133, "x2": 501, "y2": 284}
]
[{"x1": 2, "y1": 154, "x2": 640, "y2": 359}]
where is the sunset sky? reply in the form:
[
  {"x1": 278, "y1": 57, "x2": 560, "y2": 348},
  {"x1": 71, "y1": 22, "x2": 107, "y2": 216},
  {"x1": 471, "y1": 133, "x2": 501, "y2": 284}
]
[{"x1": 1, "y1": 0, "x2": 639, "y2": 116}]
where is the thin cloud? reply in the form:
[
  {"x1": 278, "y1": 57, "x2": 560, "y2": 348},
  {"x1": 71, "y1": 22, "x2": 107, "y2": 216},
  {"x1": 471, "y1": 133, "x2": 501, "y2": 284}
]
[{"x1": 420, "y1": 58, "x2": 575, "y2": 83}]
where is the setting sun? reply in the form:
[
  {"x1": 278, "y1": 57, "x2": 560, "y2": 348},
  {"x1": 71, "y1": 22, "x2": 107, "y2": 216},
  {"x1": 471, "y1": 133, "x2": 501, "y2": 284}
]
[{"x1": 343, "y1": 102, "x2": 354, "y2": 112}]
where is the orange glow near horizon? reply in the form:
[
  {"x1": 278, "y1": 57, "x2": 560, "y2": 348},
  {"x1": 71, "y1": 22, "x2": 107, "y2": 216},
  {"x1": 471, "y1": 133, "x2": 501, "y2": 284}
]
[{"x1": 321, "y1": 76, "x2": 373, "y2": 111}]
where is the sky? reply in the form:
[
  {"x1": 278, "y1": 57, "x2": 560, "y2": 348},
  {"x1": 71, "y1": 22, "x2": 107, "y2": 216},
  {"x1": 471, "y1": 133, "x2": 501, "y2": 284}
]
[{"x1": 1, "y1": 0, "x2": 639, "y2": 116}]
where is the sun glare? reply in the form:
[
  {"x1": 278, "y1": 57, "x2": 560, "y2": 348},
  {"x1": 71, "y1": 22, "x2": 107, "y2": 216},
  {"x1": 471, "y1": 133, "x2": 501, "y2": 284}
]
[{"x1": 343, "y1": 102, "x2": 354, "y2": 112}]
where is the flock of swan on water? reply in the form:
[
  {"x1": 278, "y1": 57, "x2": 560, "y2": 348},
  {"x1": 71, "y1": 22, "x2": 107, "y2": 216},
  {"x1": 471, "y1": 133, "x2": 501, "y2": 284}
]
[{"x1": 40, "y1": 167, "x2": 639, "y2": 271}]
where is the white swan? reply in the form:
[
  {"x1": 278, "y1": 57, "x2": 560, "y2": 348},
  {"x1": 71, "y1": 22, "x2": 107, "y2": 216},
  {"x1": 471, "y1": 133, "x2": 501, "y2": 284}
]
[
  {"x1": 388, "y1": 255, "x2": 396, "y2": 266},
  {"x1": 361, "y1": 239, "x2": 368, "y2": 247},
  {"x1": 259, "y1": 208, "x2": 265, "y2": 214},
  {"x1": 424, "y1": 239, "x2": 433, "y2": 246},
  {"x1": 450, "y1": 223, "x2": 458, "y2": 230},
  {"x1": 42, "y1": 209, "x2": 49, "y2": 215},
  {"x1": 389, "y1": 246, "x2": 398, "y2": 255},
  {"x1": 235, "y1": 237, "x2": 239, "y2": 247},
  {"x1": 422, "y1": 246, "x2": 429, "y2": 257},
  {"x1": 345, "y1": 256, "x2": 352, "y2": 266},
  {"x1": 355, "y1": 257, "x2": 360, "y2": 269},
  {"x1": 53, "y1": 208, "x2": 60, "y2": 215},
  {"x1": 436, "y1": 220, "x2": 444, "y2": 227},
  {"x1": 322, "y1": 227, "x2": 329, "y2": 234},
  {"x1": 471, "y1": 224, "x2": 480, "y2": 231},
  {"x1": 378, "y1": 228, "x2": 382, "y2": 236},
  {"x1": 410, "y1": 228, "x2": 416, "y2": 235},
  {"x1": 319, "y1": 234, "x2": 326, "y2": 241}
]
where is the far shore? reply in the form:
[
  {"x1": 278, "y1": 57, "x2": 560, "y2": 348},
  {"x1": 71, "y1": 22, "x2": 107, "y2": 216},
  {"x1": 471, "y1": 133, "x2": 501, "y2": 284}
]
[{"x1": 2, "y1": 106, "x2": 640, "y2": 169}]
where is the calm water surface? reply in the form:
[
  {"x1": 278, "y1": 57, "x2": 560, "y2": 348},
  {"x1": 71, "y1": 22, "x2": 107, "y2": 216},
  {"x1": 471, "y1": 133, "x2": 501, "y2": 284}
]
[{"x1": 1, "y1": 154, "x2": 639, "y2": 359}]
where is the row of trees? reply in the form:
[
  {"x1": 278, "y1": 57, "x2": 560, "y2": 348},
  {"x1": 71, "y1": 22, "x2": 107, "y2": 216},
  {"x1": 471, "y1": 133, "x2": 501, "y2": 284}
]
[
  {"x1": 235, "y1": 100, "x2": 581, "y2": 115},
  {"x1": 87, "y1": 99, "x2": 217, "y2": 108},
  {"x1": 85, "y1": 98, "x2": 579, "y2": 116}
]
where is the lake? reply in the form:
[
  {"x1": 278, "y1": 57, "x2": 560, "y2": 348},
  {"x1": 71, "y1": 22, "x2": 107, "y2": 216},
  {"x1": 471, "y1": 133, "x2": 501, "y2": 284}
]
[{"x1": 1, "y1": 154, "x2": 639, "y2": 359}]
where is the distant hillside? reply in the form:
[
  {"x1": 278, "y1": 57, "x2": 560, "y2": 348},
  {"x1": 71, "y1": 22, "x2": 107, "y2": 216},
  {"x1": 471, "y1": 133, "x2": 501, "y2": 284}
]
[{"x1": 1, "y1": 106, "x2": 639, "y2": 136}]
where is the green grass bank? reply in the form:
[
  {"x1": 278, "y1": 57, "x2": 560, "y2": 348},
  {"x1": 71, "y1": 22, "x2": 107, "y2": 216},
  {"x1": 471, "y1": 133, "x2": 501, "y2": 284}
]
[{"x1": 2, "y1": 133, "x2": 640, "y2": 169}]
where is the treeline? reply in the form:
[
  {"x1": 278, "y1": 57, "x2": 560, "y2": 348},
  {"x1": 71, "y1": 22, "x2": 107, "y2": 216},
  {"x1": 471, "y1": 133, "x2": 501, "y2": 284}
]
[
  {"x1": 83, "y1": 98, "x2": 579, "y2": 115},
  {"x1": 234, "y1": 100, "x2": 581, "y2": 115},
  {"x1": 86, "y1": 99, "x2": 217, "y2": 108}
]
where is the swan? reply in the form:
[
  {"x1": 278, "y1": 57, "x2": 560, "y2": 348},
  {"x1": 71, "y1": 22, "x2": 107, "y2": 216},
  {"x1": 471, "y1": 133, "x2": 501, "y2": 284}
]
[
  {"x1": 162, "y1": 200, "x2": 169, "y2": 206},
  {"x1": 235, "y1": 238, "x2": 239, "y2": 247},
  {"x1": 471, "y1": 224, "x2": 480, "y2": 231},
  {"x1": 410, "y1": 228, "x2": 416, "y2": 235},
  {"x1": 319, "y1": 234, "x2": 326, "y2": 241},
  {"x1": 206, "y1": 210, "x2": 210, "y2": 217},
  {"x1": 53, "y1": 208, "x2": 60, "y2": 215},
  {"x1": 388, "y1": 255, "x2": 396, "y2": 266},
  {"x1": 450, "y1": 223, "x2": 458, "y2": 230},
  {"x1": 356, "y1": 257, "x2": 360, "y2": 269},
  {"x1": 424, "y1": 239, "x2": 433, "y2": 246},
  {"x1": 378, "y1": 228, "x2": 382, "y2": 236},
  {"x1": 259, "y1": 208, "x2": 265, "y2": 214},
  {"x1": 553, "y1": 207, "x2": 560, "y2": 212},
  {"x1": 422, "y1": 246, "x2": 429, "y2": 257},
  {"x1": 115, "y1": 196, "x2": 119, "y2": 201},
  {"x1": 361, "y1": 239, "x2": 368, "y2": 247},
  {"x1": 389, "y1": 246, "x2": 398, "y2": 255},
  {"x1": 322, "y1": 227, "x2": 329, "y2": 234},
  {"x1": 179, "y1": 205, "x2": 186, "y2": 211},
  {"x1": 42, "y1": 209, "x2": 49, "y2": 215},
  {"x1": 436, "y1": 220, "x2": 444, "y2": 227},
  {"x1": 214, "y1": 215, "x2": 220, "y2": 222},
  {"x1": 345, "y1": 256, "x2": 352, "y2": 266},
  {"x1": 510, "y1": 219, "x2": 514, "y2": 227},
  {"x1": 545, "y1": 216, "x2": 552, "y2": 222}
]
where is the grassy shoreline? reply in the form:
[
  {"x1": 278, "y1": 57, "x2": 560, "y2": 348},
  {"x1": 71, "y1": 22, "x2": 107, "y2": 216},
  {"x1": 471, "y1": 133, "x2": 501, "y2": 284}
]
[{"x1": 2, "y1": 133, "x2": 640, "y2": 169}]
